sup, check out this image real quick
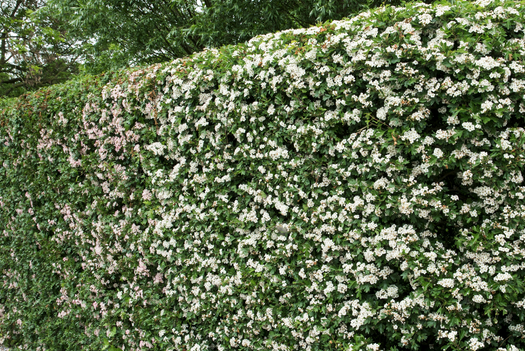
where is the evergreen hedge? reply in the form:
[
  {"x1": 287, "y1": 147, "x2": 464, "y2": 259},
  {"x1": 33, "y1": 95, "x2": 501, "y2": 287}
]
[{"x1": 1, "y1": 0, "x2": 525, "y2": 350}]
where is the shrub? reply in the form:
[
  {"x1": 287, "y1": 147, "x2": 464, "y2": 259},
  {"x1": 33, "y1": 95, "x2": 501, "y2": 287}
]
[{"x1": 1, "y1": 0, "x2": 525, "y2": 350}]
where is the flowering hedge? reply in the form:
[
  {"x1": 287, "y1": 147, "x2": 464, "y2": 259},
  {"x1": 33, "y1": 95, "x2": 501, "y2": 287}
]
[{"x1": 1, "y1": 0, "x2": 525, "y2": 350}]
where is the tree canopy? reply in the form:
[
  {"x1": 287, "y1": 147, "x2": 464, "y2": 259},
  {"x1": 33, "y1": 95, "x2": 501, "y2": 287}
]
[
  {"x1": 46, "y1": 0, "x2": 410, "y2": 73},
  {"x1": 0, "y1": 0, "x2": 79, "y2": 98}
]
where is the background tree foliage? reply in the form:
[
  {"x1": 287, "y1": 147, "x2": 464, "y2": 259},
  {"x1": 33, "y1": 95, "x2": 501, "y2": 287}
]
[
  {"x1": 2, "y1": 0, "x2": 433, "y2": 98},
  {"x1": 46, "y1": 0, "x2": 410, "y2": 73},
  {"x1": 0, "y1": 0, "x2": 79, "y2": 98}
]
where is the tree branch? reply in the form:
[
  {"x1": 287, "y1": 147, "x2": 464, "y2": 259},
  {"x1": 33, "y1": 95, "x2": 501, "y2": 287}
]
[
  {"x1": 10, "y1": 0, "x2": 24, "y2": 18},
  {"x1": 0, "y1": 77, "x2": 23, "y2": 85}
]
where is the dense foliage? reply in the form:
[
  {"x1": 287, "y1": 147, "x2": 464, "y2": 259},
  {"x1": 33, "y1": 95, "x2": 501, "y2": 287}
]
[
  {"x1": 0, "y1": 0, "x2": 79, "y2": 98},
  {"x1": 1, "y1": 0, "x2": 421, "y2": 99},
  {"x1": 44, "y1": 0, "x2": 413, "y2": 75},
  {"x1": 1, "y1": 0, "x2": 525, "y2": 350}
]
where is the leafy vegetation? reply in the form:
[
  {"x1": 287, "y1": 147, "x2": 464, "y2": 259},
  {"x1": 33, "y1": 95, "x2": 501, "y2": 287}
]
[
  {"x1": 0, "y1": 0, "x2": 79, "y2": 98},
  {"x1": 1, "y1": 0, "x2": 525, "y2": 350},
  {"x1": 2, "y1": 0, "x2": 421, "y2": 98}
]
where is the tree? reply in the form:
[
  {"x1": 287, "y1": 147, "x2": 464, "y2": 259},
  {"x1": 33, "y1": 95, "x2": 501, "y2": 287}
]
[
  {"x1": 44, "y1": 0, "x2": 410, "y2": 75},
  {"x1": 191, "y1": 0, "x2": 402, "y2": 49},
  {"x1": 44, "y1": 0, "x2": 206, "y2": 74},
  {"x1": 0, "y1": 0, "x2": 79, "y2": 98}
]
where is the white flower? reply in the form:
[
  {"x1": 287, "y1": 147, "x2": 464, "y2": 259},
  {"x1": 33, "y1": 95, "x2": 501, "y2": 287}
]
[
  {"x1": 376, "y1": 285, "x2": 399, "y2": 299},
  {"x1": 229, "y1": 337, "x2": 238, "y2": 347},
  {"x1": 438, "y1": 278, "x2": 455, "y2": 288},
  {"x1": 436, "y1": 6, "x2": 451, "y2": 16},
  {"x1": 324, "y1": 281, "x2": 335, "y2": 295},
  {"x1": 494, "y1": 272, "x2": 512, "y2": 282},
  {"x1": 474, "y1": 0, "x2": 494, "y2": 8},
  {"x1": 433, "y1": 148, "x2": 444, "y2": 158},
  {"x1": 418, "y1": 14, "x2": 433, "y2": 26},
  {"x1": 472, "y1": 295, "x2": 486, "y2": 303},
  {"x1": 386, "y1": 285, "x2": 399, "y2": 298},
  {"x1": 344, "y1": 108, "x2": 362, "y2": 122},
  {"x1": 400, "y1": 128, "x2": 421, "y2": 144},
  {"x1": 462, "y1": 122, "x2": 476, "y2": 132},
  {"x1": 376, "y1": 107, "x2": 387, "y2": 120},
  {"x1": 475, "y1": 56, "x2": 500, "y2": 70},
  {"x1": 468, "y1": 337, "x2": 484, "y2": 351},
  {"x1": 145, "y1": 142, "x2": 167, "y2": 156},
  {"x1": 178, "y1": 123, "x2": 188, "y2": 133}
]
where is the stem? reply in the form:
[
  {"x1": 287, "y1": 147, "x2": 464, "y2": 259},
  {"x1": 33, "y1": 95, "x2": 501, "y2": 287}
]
[{"x1": 498, "y1": 335, "x2": 512, "y2": 349}]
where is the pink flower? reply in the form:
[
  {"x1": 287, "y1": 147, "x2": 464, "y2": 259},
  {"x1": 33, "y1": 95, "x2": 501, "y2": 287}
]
[
  {"x1": 142, "y1": 189, "x2": 152, "y2": 201},
  {"x1": 153, "y1": 273, "x2": 163, "y2": 284},
  {"x1": 135, "y1": 260, "x2": 149, "y2": 276}
]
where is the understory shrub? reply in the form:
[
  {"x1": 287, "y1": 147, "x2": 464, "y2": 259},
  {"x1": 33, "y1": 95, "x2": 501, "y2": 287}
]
[{"x1": 1, "y1": 0, "x2": 525, "y2": 350}]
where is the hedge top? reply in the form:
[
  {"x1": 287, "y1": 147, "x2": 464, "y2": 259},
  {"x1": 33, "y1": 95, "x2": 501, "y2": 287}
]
[{"x1": 1, "y1": 0, "x2": 525, "y2": 350}]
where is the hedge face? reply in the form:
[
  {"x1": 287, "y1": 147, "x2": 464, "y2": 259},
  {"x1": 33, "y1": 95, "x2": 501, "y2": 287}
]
[{"x1": 1, "y1": 0, "x2": 525, "y2": 350}]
